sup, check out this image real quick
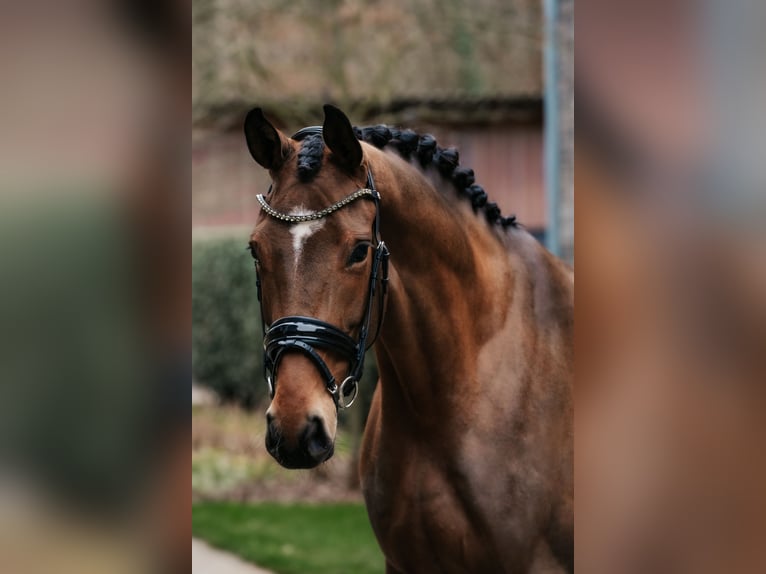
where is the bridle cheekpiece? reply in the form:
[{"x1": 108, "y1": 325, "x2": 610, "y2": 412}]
[{"x1": 253, "y1": 126, "x2": 390, "y2": 410}]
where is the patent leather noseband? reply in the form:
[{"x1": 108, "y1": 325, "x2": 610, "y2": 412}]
[{"x1": 253, "y1": 126, "x2": 389, "y2": 409}]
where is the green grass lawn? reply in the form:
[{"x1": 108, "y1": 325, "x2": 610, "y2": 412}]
[{"x1": 192, "y1": 501, "x2": 385, "y2": 574}]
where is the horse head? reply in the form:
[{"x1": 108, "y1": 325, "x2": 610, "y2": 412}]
[{"x1": 245, "y1": 105, "x2": 385, "y2": 469}]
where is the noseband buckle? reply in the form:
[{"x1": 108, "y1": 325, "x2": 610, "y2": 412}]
[{"x1": 337, "y1": 376, "x2": 359, "y2": 409}]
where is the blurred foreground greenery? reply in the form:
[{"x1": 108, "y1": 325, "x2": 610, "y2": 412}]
[{"x1": 193, "y1": 501, "x2": 384, "y2": 574}]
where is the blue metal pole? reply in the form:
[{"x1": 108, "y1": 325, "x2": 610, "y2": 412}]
[{"x1": 543, "y1": 0, "x2": 560, "y2": 256}]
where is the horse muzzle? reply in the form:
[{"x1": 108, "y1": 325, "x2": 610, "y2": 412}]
[{"x1": 265, "y1": 413, "x2": 335, "y2": 469}]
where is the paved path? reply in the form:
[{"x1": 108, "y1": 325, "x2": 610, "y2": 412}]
[{"x1": 192, "y1": 539, "x2": 274, "y2": 574}]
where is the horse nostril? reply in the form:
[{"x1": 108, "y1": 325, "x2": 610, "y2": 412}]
[{"x1": 304, "y1": 416, "x2": 333, "y2": 462}]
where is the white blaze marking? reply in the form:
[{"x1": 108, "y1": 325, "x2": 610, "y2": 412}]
[{"x1": 288, "y1": 207, "x2": 325, "y2": 267}]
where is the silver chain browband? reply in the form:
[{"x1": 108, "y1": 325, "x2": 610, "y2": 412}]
[{"x1": 256, "y1": 188, "x2": 375, "y2": 223}]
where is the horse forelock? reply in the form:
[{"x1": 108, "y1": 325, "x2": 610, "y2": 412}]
[{"x1": 296, "y1": 133, "x2": 325, "y2": 182}]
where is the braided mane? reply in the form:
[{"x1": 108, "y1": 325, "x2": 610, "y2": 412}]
[
  {"x1": 354, "y1": 124, "x2": 518, "y2": 229},
  {"x1": 293, "y1": 123, "x2": 518, "y2": 229}
]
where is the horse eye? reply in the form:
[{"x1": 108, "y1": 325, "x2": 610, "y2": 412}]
[{"x1": 347, "y1": 243, "x2": 370, "y2": 266}]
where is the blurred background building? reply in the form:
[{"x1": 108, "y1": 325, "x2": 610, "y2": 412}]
[{"x1": 192, "y1": 0, "x2": 573, "y2": 255}]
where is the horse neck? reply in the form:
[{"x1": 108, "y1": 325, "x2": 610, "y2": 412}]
[{"x1": 369, "y1": 148, "x2": 546, "y2": 425}]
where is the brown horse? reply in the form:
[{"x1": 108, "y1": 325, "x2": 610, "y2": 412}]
[{"x1": 245, "y1": 105, "x2": 573, "y2": 573}]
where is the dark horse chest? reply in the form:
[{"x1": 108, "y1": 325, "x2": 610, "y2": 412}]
[{"x1": 361, "y1": 448, "x2": 502, "y2": 573}]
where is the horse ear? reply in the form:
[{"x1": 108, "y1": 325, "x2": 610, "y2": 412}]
[
  {"x1": 244, "y1": 108, "x2": 288, "y2": 170},
  {"x1": 323, "y1": 104, "x2": 363, "y2": 170}
]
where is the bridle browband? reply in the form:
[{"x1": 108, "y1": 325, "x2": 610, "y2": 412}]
[
  {"x1": 253, "y1": 126, "x2": 390, "y2": 410},
  {"x1": 256, "y1": 188, "x2": 375, "y2": 223}
]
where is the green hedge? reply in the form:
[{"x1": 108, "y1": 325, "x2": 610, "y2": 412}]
[
  {"x1": 192, "y1": 235, "x2": 379, "y2": 413},
  {"x1": 192, "y1": 236, "x2": 265, "y2": 408}
]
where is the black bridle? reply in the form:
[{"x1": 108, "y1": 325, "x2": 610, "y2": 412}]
[{"x1": 253, "y1": 126, "x2": 390, "y2": 410}]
